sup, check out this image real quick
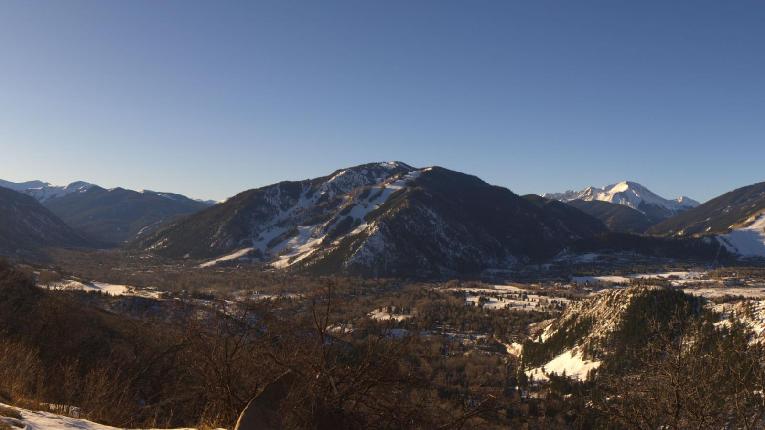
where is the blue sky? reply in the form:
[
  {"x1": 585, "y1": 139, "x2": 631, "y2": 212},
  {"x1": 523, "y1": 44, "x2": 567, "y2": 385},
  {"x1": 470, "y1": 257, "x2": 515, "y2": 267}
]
[{"x1": 1, "y1": 1, "x2": 763, "y2": 202}]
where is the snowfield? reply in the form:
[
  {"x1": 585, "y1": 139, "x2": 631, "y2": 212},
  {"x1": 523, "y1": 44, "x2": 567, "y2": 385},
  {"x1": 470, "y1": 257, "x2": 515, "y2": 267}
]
[
  {"x1": 0, "y1": 403, "x2": 200, "y2": 430},
  {"x1": 683, "y1": 286, "x2": 765, "y2": 299},
  {"x1": 368, "y1": 308, "x2": 412, "y2": 322},
  {"x1": 526, "y1": 348, "x2": 601, "y2": 382},
  {"x1": 719, "y1": 214, "x2": 765, "y2": 258},
  {"x1": 195, "y1": 163, "x2": 426, "y2": 269},
  {"x1": 199, "y1": 247, "x2": 254, "y2": 268},
  {"x1": 45, "y1": 280, "x2": 162, "y2": 299},
  {"x1": 543, "y1": 181, "x2": 698, "y2": 213}
]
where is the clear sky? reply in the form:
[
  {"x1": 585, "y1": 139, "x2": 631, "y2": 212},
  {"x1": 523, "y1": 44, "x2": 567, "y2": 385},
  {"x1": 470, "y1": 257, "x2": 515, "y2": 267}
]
[{"x1": 1, "y1": 1, "x2": 763, "y2": 202}]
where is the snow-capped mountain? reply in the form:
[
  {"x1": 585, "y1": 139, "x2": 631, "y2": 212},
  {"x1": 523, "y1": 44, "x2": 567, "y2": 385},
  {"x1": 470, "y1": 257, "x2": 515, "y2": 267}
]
[
  {"x1": 0, "y1": 179, "x2": 95, "y2": 202},
  {"x1": 545, "y1": 181, "x2": 699, "y2": 210},
  {"x1": 544, "y1": 181, "x2": 699, "y2": 220},
  {"x1": 136, "y1": 162, "x2": 607, "y2": 277}
]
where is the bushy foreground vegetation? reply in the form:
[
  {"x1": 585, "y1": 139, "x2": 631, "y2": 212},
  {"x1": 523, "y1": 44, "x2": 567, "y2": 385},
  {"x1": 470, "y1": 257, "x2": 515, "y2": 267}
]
[
  {"x1": 0, "y1": 260, "x2": 533, "y2": 428},
  {"x1": 3, "y1": 258, "x2": 765, "y2": 428}
]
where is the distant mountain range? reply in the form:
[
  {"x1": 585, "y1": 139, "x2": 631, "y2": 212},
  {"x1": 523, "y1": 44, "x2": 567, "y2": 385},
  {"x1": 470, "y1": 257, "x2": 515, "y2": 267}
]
[
  {"x1": 0, "y1": 179, "x2": 96, "y2": 202},
  {"x1": 1, "y1": 166, "x2": 763, "y2": 270},
  {"x1": 0, "y1": 179, "x2": 214, "y2": 245},
  {"x1": 543, "y1": 181, "x2": 700, "y2": 233},
  {"x1": 544, "y1": 181, "x2": 699, "y2": 220}
]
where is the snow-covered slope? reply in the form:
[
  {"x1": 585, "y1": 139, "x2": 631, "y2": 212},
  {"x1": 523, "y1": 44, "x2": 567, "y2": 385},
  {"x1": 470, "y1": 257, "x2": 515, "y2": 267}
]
[
  {"x1": 714, "y1": 300, "x2": 765, "y2": 341},
  {"x1": 544, "y1": 181, "x2": 698, "y2": 217},
  {"x1": 139, "y1": 162, "x2": 607, "y2": 277},
  {"x1": 526, "y1": 348, "x2": 601, "y2": 381},
  {"x1": 718, "y1": 213, "x2": 765, "y2": 258},
  {"x1": 523, "y1": 286, "x2": 701, "y2": 381}
]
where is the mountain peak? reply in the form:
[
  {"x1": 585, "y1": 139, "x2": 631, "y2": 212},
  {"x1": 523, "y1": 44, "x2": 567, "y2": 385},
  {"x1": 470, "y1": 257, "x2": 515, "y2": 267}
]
[
  {"x1": 0, "y1": 179, "x2": 97, "y2": 202},
  {"x1": 544, "y1": 180, "x2": 699, "y2": 216},
  {"x1": 137, "y1": 162, "x2": 606, "y2": 276}
]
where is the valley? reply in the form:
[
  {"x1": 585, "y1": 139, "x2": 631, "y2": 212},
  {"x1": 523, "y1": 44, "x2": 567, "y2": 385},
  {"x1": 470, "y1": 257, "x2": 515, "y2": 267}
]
[
  {"x1": 4, "y1": 2, "x2": 764, "y2": 427},
  {"x1": 2, "y1": 163, "x2": 765, "y2": 429}
]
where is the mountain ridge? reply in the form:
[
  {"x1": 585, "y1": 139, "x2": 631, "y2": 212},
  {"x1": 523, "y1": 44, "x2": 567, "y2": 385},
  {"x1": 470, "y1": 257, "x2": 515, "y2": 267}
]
[
  {"x1": 544, "y1": 181, "x2": 699, "y2": 218},
  {"x1": 0, "y1": 186, "x2": 90, "y2": 258},
  {"x1": 0, "y1": 178, "x2": 215, "y2": 245},
  {"x1": 136, "y1": 162, "x2": 608, "y2": 277}
]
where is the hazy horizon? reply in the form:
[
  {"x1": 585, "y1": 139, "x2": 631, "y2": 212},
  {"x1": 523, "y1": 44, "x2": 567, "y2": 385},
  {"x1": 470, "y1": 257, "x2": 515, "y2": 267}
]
[
  {"x1": 0, "y1": 160, "x2": 739, "y2": 204},
  {"x1": 2, "y1": 0, "x2": 763, "y2": 202}
]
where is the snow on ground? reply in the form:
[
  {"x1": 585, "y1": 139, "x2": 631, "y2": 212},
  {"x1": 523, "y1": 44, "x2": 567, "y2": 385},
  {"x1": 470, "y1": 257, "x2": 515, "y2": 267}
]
[
  {"x1": 719, "y1": 214, "x2": 765, "y2": 258},
  {"x1": 632, "y1": 271, "x2": 705, "y2": 280},
  {"x1": 90, "y1": 282, "x2": 130, "y2": 296},
  {"x1": 504, "y1": 342, "x2": 523, "y2": 356},
  {"x1": 345, "y1": 169, "x2": 422, "y2": 238},
  {"x1": 573, "y1": 271, "x2": 712, "y2": 287},
  {"x1": 368, "y1": 308, "x2": 412, "y2": 322},
  {"x1": 196, "y1": 167, "x2": 426, "y2": 270},
  {"x1": 683, "y1": 286, "x2": 765, "y2": 299},
  {"x1": 545, "y1": 181, "x2": 697, "y2": 212},
  {"x1": 0, "y1": 403, "x2": 199, "y2": 430},
  {"x1": 268, "y1": 169, "x2": 424, "y2": 268},
  {"x1": 199, "y1": 247, "x2": 254, "y2": 268},
  {"x1": 270, "y1": 227, "x2": 327, "y2": 269},
  {"x1": 526, "y1": 348, "x2": 600, "y2": 382},
  {"x1": 571, "y1": 275, "x2": 631, "y2": 286},
  {"x1": 713, "y1": 300, "x2": 765, "y2": 340},
  {"x1": 247, "y1": 291, "x2": 302, "y2": 301},
  {"x1": 447, "y1": 284, "x2": 569, "y2": 312},
  {"x1": 45, "y1": 280, "x2": 162, "y2": 299}
]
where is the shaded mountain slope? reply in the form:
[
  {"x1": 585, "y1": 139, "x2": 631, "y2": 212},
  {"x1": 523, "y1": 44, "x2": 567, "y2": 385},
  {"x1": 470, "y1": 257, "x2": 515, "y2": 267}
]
[
  {"x1": 0, "y1": 187, "x2": 89, "y2": 258},
  {"x1": 567, "y1": 200, "x2": 658, "y2": 233},
  {"x1": 137, "y1": 163, "x2": 608, "y2": 277}
]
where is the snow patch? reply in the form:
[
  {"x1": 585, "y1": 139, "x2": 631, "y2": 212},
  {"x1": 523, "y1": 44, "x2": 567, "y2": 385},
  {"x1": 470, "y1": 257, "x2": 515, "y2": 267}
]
[
  {"x1": 526, "y1": 348, "x2": 600, "y2": 381},
  {"x1": 718, "y1": 214, "x2": 765, "y2": 258},
  {"x1": 0, "y1": 402, "x2": 200, "y2": 430},
  {"x1": 199, "y1": 248, "x2": 254, "y2": 268},
  {"x1": 368, "y1": 308, "x2": 412, "y2": 322}
]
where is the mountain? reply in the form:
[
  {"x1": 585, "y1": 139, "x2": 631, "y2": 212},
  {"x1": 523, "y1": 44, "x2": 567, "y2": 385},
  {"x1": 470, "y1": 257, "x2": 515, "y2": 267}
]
[
  {"x1": 522, "y1": 194, "x2": 609, "y2": 233},
  {"x1": 649, "y1": 181, "x2": 765, "y2": 258},
  {"x1": 522, "y1": 286, "x2": 702, "y2": 381},
  {"x1": 544, "y1": 181, "x2": 699, "y2": 221},
  {"x1": 0, "y1": 179, "x2": 214, "y2": 245},
  {"x1": 0, "y1": 179, "x2": 96, "y2": 202},
  {"x1": 0, "y1": 186, "x2": 89, "y2": 258},
  {"x1": 43, "y1": 186, "x2": 213, "y2": 245},
  {"x1": 566, "y1": 200, "x2": 657, "y2": 233},
  {"x1": 136, "y1": 162, "x2": 608, "y2": 277}
]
